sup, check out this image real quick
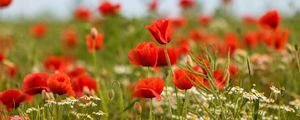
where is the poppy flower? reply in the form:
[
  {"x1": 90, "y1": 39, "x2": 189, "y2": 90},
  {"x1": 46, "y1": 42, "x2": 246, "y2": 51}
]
[
  {"x1": 198, "y1": 14, "x2": 211, "y2": 26},
  {"x1": 170, "y1": 16, "x2": 186, "y2": 28},
  {"x1": 173, "y1": 68, "x2": 203, "y2": 90},
  {"x1": 148, "y1": 0, "x2": 158, "y2": 12},
  {"x1": 131, "y1": 77, "x2": 164, "y2": 101},
  {"x1": 259, "y1": 10, "x2": 280, "y2": 30},
  {"x1": 67, "y1": 67, "x2": 86, "y2": 79},
  {"x1": 72, "y1": 75, "x2": 97, "y2": 97},
  {"x1": 213, "y1": 70, "x2": 226, "y2": 90},
  {"x1": 63, "y1": 29, "x2": 78, "y2": 48},
  {"x1": 272, "y1": 29, "x2": 289, "y2": 51},
  {"x1": 30, "y1": 23, "x2": 47, "y2": 38},
  {"x1": 223, "y1": 33, "x2": 239, "y2": 56},
  {"x1": 244, "y1": 32, "x2": 259, "y2": 48},
  {"x1": 0, "y1": 0, "x2": 12, "y2": 8},
  {"x1": 44, "y1": 56, "x2": 68, "y2": 72},
  {"x1": 156, "y1": 47, "x2": 178, "y2": 66},
  {"x1": 177, "y1": 42, "x2": 190, "y2": 55},
  {"x1": 228, "y1": 64, "x2": 237, "y2": 76},
  {"x1": 190, "y1": 29, "x2": 206, "y2": 41},
  {"x1": 0, "y1": 52, "x2": 4, "y2": 63},
  {"x1": 98, "y1": 1, "x2": 121, "y2": 16},
  {"x1": 6, "y1": 65, "x2": 17, "y2": 78},
  {"x1": 47, "y1": 72, "x2": 75, "y2": 96},
  {"x1": 128, "y1": 42, "x2": 158, "y2": 67},
  {"x1": 242, "y1": 15, "x2": 257, "y2": 25},
  {"x1": 22, "y1": 72, "x2": 49, "y2": 95},
  {"x1": 147, "y1": 19, "x2": 173, "y2": 44},
  {"x1": 74, "y1": 7, "x2": 91, "y2": 21},
  {"x1": 0, "y1": 89, "x2": 32, "y2": 111},
  {"x1": 179, "y1": 0, "x2": 195, "y2": 9},
  {"x1": 86, "y1": 32, "x2": 104, "y2": 53}
]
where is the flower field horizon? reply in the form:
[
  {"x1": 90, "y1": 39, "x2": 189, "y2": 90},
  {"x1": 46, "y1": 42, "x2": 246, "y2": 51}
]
[{"x1": 1, "y1": 0, "x2": 300, "y2": 120}]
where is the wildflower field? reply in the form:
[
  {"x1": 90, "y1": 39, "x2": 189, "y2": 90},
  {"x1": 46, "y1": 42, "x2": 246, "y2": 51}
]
[{"x1": 1, "y1": 0, "x2": 300, "y2": 120}]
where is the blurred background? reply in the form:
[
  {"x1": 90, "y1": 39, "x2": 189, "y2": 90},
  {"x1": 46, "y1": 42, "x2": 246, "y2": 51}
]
[{"x1": 1, "y1": 0, "x2": 300, "y2": 20}]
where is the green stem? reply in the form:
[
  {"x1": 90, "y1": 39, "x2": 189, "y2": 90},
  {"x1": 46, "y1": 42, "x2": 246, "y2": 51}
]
[
  {"x1": 92, "y1": 52, "x2": 109, "y2": 117},
  {"x1": 164, "y1": 45, "x2": 174, "y2": 117},
  {"x1": 149, "y1": 98, "x2": 153, "y2": 120},
  {"x1": 181, "y1": 90, "x2": 189, "y2": 118}
]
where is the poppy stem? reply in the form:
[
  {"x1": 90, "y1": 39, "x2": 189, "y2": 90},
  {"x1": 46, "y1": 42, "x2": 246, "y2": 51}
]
[
  {"x1": 181, "y1": 90, "x2": 189, "y2": 118},
  {"x1": 92, "y1": 51, "x2": 109, "y2": 117},
  {"x1": 164, "y1": 45, "x2": 174, "y2": 116},
  {"x1": 149, "y1": 98, "x2": 153, "y2": 120}
]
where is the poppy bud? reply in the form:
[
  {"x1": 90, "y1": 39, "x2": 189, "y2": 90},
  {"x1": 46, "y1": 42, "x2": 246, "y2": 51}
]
[{"x1": 133, "y1": 102, "x2": 142, "y2": 115}]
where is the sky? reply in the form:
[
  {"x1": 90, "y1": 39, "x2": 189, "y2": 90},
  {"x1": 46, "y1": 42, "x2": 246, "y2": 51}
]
[{"x1": 0, "y1": 0, "x2": 300, "y2": 20}]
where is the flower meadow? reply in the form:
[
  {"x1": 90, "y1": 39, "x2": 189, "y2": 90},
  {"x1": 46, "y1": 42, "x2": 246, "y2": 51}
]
[{"x1": 1, "y1": 0, "x2": 300, "y2": 120}]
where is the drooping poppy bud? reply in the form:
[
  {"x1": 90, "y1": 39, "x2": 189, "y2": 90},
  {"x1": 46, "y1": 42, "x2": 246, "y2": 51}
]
[{"x1": 86, "y1": 28, "x2": 104, "y2": 53}]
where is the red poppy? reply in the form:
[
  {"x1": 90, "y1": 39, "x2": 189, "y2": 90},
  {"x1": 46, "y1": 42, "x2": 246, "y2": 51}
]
[
  {"x1": 44, "y1": 56, "x2": 68, "y2": 72},
  {"x1": 198, "y1": 14, "x2": 211, "y2": 26},
  {"x1": 190, "y1": 29, "x2": 206, "y2": 41},
  {"x1": 177, "y1": 42, "x2": 190, "y2": 55},
  {"x1": 229, "y1": 64, "x2": 237, "y2": 76},
  {"x1": 0, "y1": 52, "x2": 4, "y2": 63},
  {"x1": 67, "y1": 67, "x2": 86, "y2": 79},
  {"x1": 30, "y1": 23, "x2": 47, "y2": 38},
  {"x1": 0, "y1": 89, "x2": 32, "y2": 111},
  {"x1": 244, "y1": 32, "x2": 259, "y2": 48},
  {"x1": 72, "y1": 75, "x2": 97, "y2": 97},
  {"x1": 259, "y1": 10, "x2": 280, "y2": 30},
  {"x1": 86, "y1": 33, "x2": 104, "y2": 53},
  {"x1": 271, "y1": 28, "x2": 289, "y2": 51},
  {"x1": 148, "y1": 0, "x2": 158, "y2": 12},
  {"x1": 170, "y1": 16, "x2": 186, "y2": 28},
  {"x1": 128, "y1": 42, "x2": 158, "y2": 67},
  {"x1": 173, "y1": 68, "x2": 203, "y2": 90},
  {"x1": 47, "y1": 72, "x2": 75, "y2": 96},
  {"x1": 131, "y1": 77, "x2": 164, "y2": 100},
  {"x1": 74, "y1": 7, "x2": 91, "y2": 21},
  {"x1": 223, "y1": 33, "x2": 239, "y2": 56},
  {"x1": 22, "y1": 72, "x2": 49, "y2": 95},
  {"x1": 242, "y1": 15, "x2": 257, "y2": 25},
  {"x1": 6, "y1": 65, "x2": 17, "y2": 78},
  {"x1": 179, "y1": 0, "x2": 195, "y2": 9},
  {"x1": 147, "y1": 19, "x2": 173, "y2": 44},
  {"x1": 0, "y1": 0, "x2": 12, "y2": 8},
  {"x1": 63, "y1": 29, "x2": 78, "y2": 48},
  {"x1": 156, "y1": 47, "x2": 178, "y2": 66},
  {"x1": 213, "y1": 70, "x2": 226, "y2": 90},
  {"x1": 98, "y1": 1, "x2": 121, "y2": 16}
]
